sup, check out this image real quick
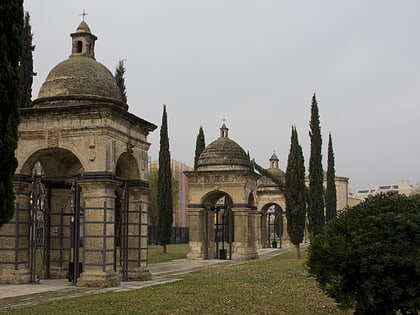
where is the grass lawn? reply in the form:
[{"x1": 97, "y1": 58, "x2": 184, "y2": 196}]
[
  {"x1": 3, "y1": 248, "x2": 352, "y2": 315},
  {"x1": 148, "y1": 244, "x2": 188, "y2": 264}
]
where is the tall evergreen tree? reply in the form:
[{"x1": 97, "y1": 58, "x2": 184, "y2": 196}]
[
  {"x1": 0, "y1": 0, "x2": 24, "y2": 227},
  {"x1": 19, "y1": 11, "x2": 35, "y2": 108},
  {"x1": 325, "y1": 133, "x2": 337, "y2": 222},
  {"x1": 193, "y1": 126, "x2": 205, "y2": 170},
  {"x1": 157, "y1": 105, "x2": 173, "y2": 253},
  {"x1": 149, "y1": 168, "x2": 179, "y2": 245},
  {"x1": 114, "y1": 59, "x2": 127, "y2": 103},
  {"x1": 285, "y1": 126, "x2": 306, "y2": 259},
  {"x1": 308, "y1": 94, "x2": 325, "y2": 235}
]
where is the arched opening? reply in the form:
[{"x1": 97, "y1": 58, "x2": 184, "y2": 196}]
[
  {"x1": 18, "y1": 148, "x2": 84, "y2": 283},
  {"x1": 261, "y1": 203, "x2": 284, "y2": 248},
  {"x1": 76, "y1": 41, "x2": 83, "y2": 53},
  {"x1": 115, "y1": 152, "x2": 145, "y2": 281},
  {"x1": 202, "y1": 191, "x2": 234, "y2": 260}
]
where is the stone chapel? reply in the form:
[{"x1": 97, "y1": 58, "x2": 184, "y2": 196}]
[{"x1": 0, "y1": 21, "x2": 156, "y2": 287}]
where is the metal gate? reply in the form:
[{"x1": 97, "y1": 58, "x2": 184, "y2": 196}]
[{"x1": 204, "y1": 206, "x2": 233, "y2": 260}]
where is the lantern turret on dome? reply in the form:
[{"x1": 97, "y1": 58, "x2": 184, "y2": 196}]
[
  {"x1": 32, "y1": 21, "x2": 127, "y2": 109},
  {"x1": 70, "y1": 21, "x2": 97, "y2": 59}
]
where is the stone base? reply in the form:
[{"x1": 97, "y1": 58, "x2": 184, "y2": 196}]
[
  {"x1": 77, "y1": 270, "x2": 120, "y2": 288},
  {"x1": 125, "y1": 267, "x2": 152, "y2": 281},
  {"x1": 231, "y1": 245, "x2": 258, "y2": 261},
  {"x1": 187, "y1": 241, "x2": 205, "y2": 259},
  {"x1": 0, "y1": 267, "x2": 31, "y2": 284}
]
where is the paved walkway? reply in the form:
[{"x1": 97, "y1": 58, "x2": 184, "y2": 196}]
[{"x1": 0, "y1": 248, "x2": 286, "y2": 311}]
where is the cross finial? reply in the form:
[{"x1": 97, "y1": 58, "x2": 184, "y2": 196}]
[
  {"x1": 80, "y1": 9, "x2": 88, "y2": 22},
  {"x1": 222, "y1": 117, "x2": 226, "y2": 125}
]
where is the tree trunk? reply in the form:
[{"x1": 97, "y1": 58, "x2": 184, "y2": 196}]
[
  {"x1": 296, "y1": 243, "x2": 301, "y2": 259},
  {"x1": 162, "y1": 244, "x2": 167, "y2": 253}
]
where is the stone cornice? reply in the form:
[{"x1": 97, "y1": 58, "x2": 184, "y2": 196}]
[{"x1": 20, "y1": 102, "x2": 157, "y2": 134}]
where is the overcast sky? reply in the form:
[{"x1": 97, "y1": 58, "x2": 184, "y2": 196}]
[{"x1": 23, "y1": 1, "x2": 420, "y2": 191}]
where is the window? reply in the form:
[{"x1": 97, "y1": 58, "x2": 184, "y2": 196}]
[{"x1": 76, "y1": 41, "x2": 82, "y2": 53}]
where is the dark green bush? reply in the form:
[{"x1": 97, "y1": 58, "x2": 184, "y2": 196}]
[{"x1": 306, "y1": 193, "x2": 420, "y2": 315}]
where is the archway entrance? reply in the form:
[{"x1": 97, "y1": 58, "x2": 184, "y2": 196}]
[
  {"x1": 261, "y1": 204, "x2": 284, "y2": 248},
  {"x1": 203, "y1": 195, "x2": 234, "y2": 260},
  {"x1": 20, "y1": 148, "x2": 85, "y2": 284}
]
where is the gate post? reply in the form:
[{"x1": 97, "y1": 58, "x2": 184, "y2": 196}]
[
  {"x1": 186, "y1": 207, "x2": 206, "y2": 259},
  {"x1": 76, "y1": 179, "x2": 120, "y2": 288},
  {"x1": 231, "y1": 207, "x2": 258, "y2": 261},
  {"x1": 0, "y1": 178, "x2": 32, "y2": 284}
]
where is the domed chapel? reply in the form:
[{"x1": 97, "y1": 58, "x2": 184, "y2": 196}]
[
  {"x1": 0, "y1": 21, "x2": 156, "y2": 287},
  {"x1": 185, "y1": 123, "x2": 349, "y2": 261}
]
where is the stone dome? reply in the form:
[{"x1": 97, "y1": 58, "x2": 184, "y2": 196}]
[
  {"x1": 36, "y1": 57, "x2": 123, "y2": 103},
  {"x1": 197, "y1": 124, "x2": 251, "y2": 171},
  {"x1": 33, "y1": 22, "x2": 126, "y2": 109},
  {"x1": 257, "y1": 153, "x2": 285, "y2": 188}
]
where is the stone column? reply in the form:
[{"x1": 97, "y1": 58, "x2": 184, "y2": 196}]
[
  {"x1": 0, "y1": 181, "x2": 31, "y2": 284},
  {"x1": 254, "y1": 211, "x2": 262, "y2": 249},
  {"x1": 122, "y1": 186, "x2": 151, "y2": 281},
  {"x1": 231, "y1": 208, "x2": 258, "y2": 261},
  {"x1": 280, "y1": 212, "x2": 291, "y2": 248},
  {"x1": 76, "y1": 180, "x2": 120, "y2": 288},
  {"x1": 260, "y1": 212, "x2": 268, "y2": 248},
  {"x1": 187, "y1": 208, "x2": 205, "y2": 259}
]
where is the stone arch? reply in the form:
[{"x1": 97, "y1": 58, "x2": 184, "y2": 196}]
[
  {"x1": 113, "y1": 151, "x2": 149, "y2": 282},
  {"x1": 18, "y1": 147, "x2": 83, "y2": 176},
  {"x1": 9, "y1": 148, "x2": 85, "y2": 284},
  {"x1": 115, "y1": 152, "x2": 140, "y2": 180},
  {"x1": 259, "y1": 202, "x2": 287, "y2": 248},
  {"x1": 247, "y1": 191, "x2": 256, "y2": 208}
]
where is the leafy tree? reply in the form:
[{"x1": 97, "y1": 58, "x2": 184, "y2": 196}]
[
  {"x1": 308, "y1": 94, "x2": 324, "y2": 235},
  {"x1": 325, "y1": 133, "x2": 337, "y2": 221},
  {"x1": 285, "y1": 126, "x2": 306, "y2": 259},
  {"x1": 114, "y1": 59, "x2": 127, "y2": 103},
  {"x1": 193, "y1": 126, "x2": 205, "y2": 170},
  {"x1": 20, "y1": 11, "x2": 35, "y2": 108},
  {"x1": 157, "y1": 105, "x2": 173, "y2": 253},
  {"x1": 0, "y1": 0, "x2": 24, "y2": 227},
  {"x1": 306, "y1": 193, "x2": 420, "y2": 314}
]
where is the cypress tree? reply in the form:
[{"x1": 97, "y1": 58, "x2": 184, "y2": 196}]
[
  {"x1": 285, "y1": 126, "x2": 306, "y2": 259},
  {"x1": 0, "y1": 0, "x2": 24, "y2": 227},
  {"x1": 308, "y1": 94, "x2": 325, "y2": 235},
  {"x1": 193, "y1": 126, "x2": 205, "y2": 170},
  {"x1": 157, "y1": 105, "x2": 173, "y2": 253},
  {"x1": 20, "y1": 11, "x2": 35, "y2": 108},
  {"x1": 114, "y1": 59, "x2": 127, "y2": 103},
  {"x1": 325, "y1": 133, "x2": 337, "y2": 221}
]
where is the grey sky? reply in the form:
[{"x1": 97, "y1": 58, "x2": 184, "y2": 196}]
[{"x1": 23, "y1": 1, "x2": 420, "y2": 191}]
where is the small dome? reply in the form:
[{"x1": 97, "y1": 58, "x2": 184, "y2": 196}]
[
  {"x1": 197, "y1": 124, "x2": 251, "y2": 171},
  {"x1": 36, "y1": 56, "x2": 124, "y2": 104}
]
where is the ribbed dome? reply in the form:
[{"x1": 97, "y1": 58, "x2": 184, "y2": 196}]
[
  {"x1": 197, "y1": 124, "x2": 251, "y2": 171},
  {"x1": 37, "y1": 57, "x2": 123, "y2": 103}
]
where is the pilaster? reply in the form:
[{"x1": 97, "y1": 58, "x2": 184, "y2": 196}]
[
  {"x1": 76, "y1": 180, "x2": 120, "y2": 287},
  {"x1": 0, "y1": 181, "x2": 31, "y2": 284}
]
